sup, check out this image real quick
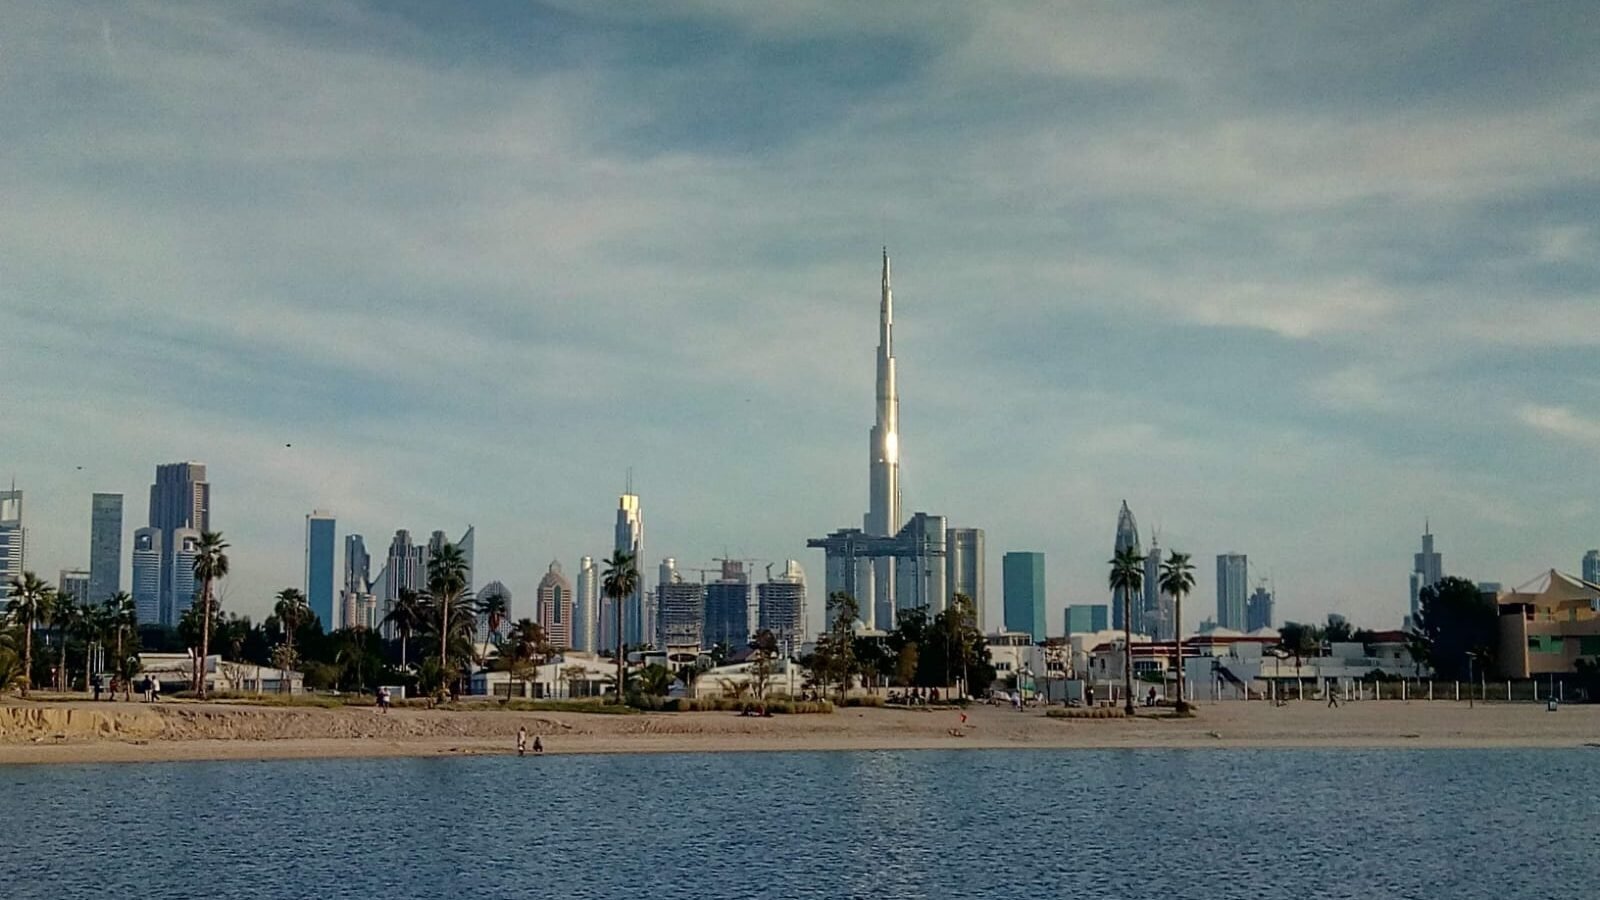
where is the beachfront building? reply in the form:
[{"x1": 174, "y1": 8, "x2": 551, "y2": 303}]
[
  {"x1": 138, "y1": 653, "x2": 304, "y2": 695},
  {"x1": 470, "y1": 653, "x2": 615, "y2": 700},
  {"x1": 1496, "y1": 570, "x2": 1600, "y2": 678}
]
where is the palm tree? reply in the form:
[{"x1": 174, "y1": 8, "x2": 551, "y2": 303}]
[
  {"x1": 382, "y1": 588, "x2": 425, "y2": 670},
  {"x1": 601, "y1": 551, "x2": 639, "y2": 705},
  {"x1": 1159, "y1": 551, "x2": 1196, "y2": 714},
  {"x1": 502, "y1": 618, "x2": 546, "y2": 699},
  {"x1": 478, "y1": 583, "x2": 510, "y2": 644},
  {"x1": 192, "y1": 531, "x2": 230, "y2": 697},
  {"x1": 426, "y1": 543, "x2": 470, "y2": 693},
  {"x1": 1108, "y1": 546, "x2": 1146, "y2": 715},
  {"x1": 71, "y1": 602, "x2": 109, "y2": 694},
  {"x1": 273, "y1": 588, "x2": 311, "y2": 655},
  {"x1": 53, "y1": 598, "x2": 84, "y2": 691},
  {"x1": 104, "y1": 592, "x2": 136, "y2": 691},
  {"x1": 4, "y1": 572, "x2": 54, "y2": 696}
]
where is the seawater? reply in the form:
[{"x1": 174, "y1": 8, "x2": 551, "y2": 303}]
[{"x1": 1, "y1": 748, "x2": 1593, "y2": 899}]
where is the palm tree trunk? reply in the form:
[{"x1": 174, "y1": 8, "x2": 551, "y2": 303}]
[
  {"x1": 58, "y1": 625, "x2": 68, "y2": 692},
  {"x1": 615, "y1": 597, "x2": 625, "y2": 705},
  {"x1": 22, "y1": 619, "x2": 32, "y2": 696},
  {"x1": 401, "y1": 632, "x2": 408, "y2": 670},
  {"x1": 198, "y1": 580, "x2": 212, "y2": 697},
  {"x1": 440, "y1": 604, "x2": 449, "y2": 696},
  {"x1": 1174, "y1": 593, "x2": 1187, "y2": 712},
  {"x1": 1123, "y1": 585, "x2": 1135, "y2": 714}
]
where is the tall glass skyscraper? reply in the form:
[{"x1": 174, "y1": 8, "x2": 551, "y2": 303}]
[
  {"x1": 305, "y1": 511, "x2": 336, "y2": 632},
  {"x1": 170, "y1": 528, "x2": 201, "y2": 621},
  {"x1": 575, "y1": 555, "x2": 598, "y2": 653},
  {"x1": 0, "y1": 489, "x2": 23, "y2": 601},
  {"x1": 704, "y1": 560, "x2": 752, "y2": 650},
  {"x1": 945, "y1": 527, "x2": 985, "y2": 627},
  {"x1": 1584, "y1": 550, "x2": 1600, "y2": 586},
  {"x1": 758, "y1": 560, "x2": 806, "y2": 650},
  {"x1": 537, "y1": 561, "x2": 574, "y2": 650},
  {"x1": 615, "y1": 492, "x2": 644, "y2": 646},
  {"x1": 148, "y1": 462, "x2": 209, "y2": 626},
  {"x1": 1002, "y1": 551, "x2": 1046, "y2": 641},
  {"x1": 1409, "y1": 522, "x2": 1443, "y2": 623},
  {"x1": 1216, "y1": 553, "x2": 1249, "y2": 630},
  {"x1": 89, "y1": 493, "x2": 123, "y2": 604},
  {"x1": 131, "y1": 527, "x2": 161, "y2": 624},
  {"x1": 1112, "y1": 501, "x2": 1141, "y2": 631}
]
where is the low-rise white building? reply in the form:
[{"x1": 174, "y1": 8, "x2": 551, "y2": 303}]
[{"x1": 138, "y1": 653, "x2": 304, "y2": 695}]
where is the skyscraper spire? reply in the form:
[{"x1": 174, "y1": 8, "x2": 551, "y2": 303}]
[{"x1": 864, "y1": 247, "x2": 902, "y2": 627}]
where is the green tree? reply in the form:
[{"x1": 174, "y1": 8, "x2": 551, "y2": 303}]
[
  {"x1": 1108, "y1": 546, "x2": 1146, "y2": 714},
  {"x1": 273, "y1": 588, "x2": 311, "y2": 656},
  {"x1": 0, "y1": 624, "x2": 28, "y2": 693},
  {"x1": 425, "y1": 543, "x2": 472, "y2": 695},
  {"x1": 1159, "y1": 551, "x2": 1196, "y2": 714},
  {"x1": 636, "y1": 663, "x2": 674, "y2": 697},
  {"x1": 501, "y1": 618, "x2": 547, "y2": 699},
  {"x1": 104, "y1": 591, "x2": 137, "y2": 692},
  {"x1": 814, "y1": 592, "x2": 859, "y2": 703},
  {"x1": 748, "y1": 629, "x2": 779, "y2": 705},
  {"x1": 601, "y1": 551, "x2": 640, "y2": 705},
  {"x1": 192, "y1": 531, "x2": 230, "y2": 697},
  {"x1": 1412, "y1": 576, "x2": 1499, "y2": 680},
  {"x1": 478, "y1": 583, "x2": 511, "y2": 644},
  {"x1": 1278, "y1": 621, "x2": 1322, "y2": 686},
  {"x1": 52, "y1": 599, "x2": 85, "y2": 691},
  {"x1": 1323, "y1": 614, "x2": 1355, "y2": 644},
  {"x1": 382, "y1": 588, "x2": 425, "y2": 670},
  {"x1": 70, "y1": 602, "x2": 108, "y2": 692},
  {"x1": 5, "y1": 572, "x2": 56, "y2": 696}
]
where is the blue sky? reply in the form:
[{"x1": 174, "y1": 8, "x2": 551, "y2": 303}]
[{"x1": 4, "y1": 1, "x2": 1599, "y2": 633}]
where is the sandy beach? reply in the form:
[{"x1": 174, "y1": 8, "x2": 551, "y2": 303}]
[{"x1": 2, "y1": 698, "x2": 1598, "y2": 765}]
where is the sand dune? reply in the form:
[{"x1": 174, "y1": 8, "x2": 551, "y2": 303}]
[{"x1": 2, "y1": 698, "x2": 1598, "y2": 765}]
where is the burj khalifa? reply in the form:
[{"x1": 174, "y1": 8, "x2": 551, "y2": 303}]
[{"x1": 863, "y1": 248, "x2": 902, "y2": 625}]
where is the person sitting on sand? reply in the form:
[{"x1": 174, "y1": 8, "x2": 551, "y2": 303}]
[{"x1": 532, "y1": 735, "x2": 543, "y2": 754}]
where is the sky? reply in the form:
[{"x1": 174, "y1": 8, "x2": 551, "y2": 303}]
[{"x1": 4, "y1": 1, "x2": 1599, "y2": 634}]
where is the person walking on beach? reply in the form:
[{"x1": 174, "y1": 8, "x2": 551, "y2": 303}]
[
  {"x1": 151, "y1": 675, "x2": 161, "y2": 702},
  {"x1": 377, "y1": 686, "x2": 391, "y2": 713},
  {"x1": 1326, "y1": 679, "x2": 1339, "y2": 708},
  {"x1": 517, "y1": 726, "x2": 528, "y2": 757}
]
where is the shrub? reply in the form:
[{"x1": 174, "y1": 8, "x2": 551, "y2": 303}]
[
  {"x1": 842, "y1": 695, "x2": 885, "y2": 708},
  {"x1": 1045, "y1": 707, "x2": 1128, "y2": 720}
]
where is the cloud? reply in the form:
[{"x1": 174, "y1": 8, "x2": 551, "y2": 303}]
[
  {"x1": 1520, "y1": 405, "x2": 1600, "y2": 448},
  {"x1": 4, "y1": 1, "x2": 1599, "y2": 632}
]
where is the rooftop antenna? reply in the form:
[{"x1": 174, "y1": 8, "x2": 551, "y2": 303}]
[{"x1": 626, "y1": 467, "x2": 634, "y2": 495}]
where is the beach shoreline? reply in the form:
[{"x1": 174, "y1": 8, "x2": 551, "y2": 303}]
[{"x1": 3, "y1": 699, "x2": 1597, "y2": 766}]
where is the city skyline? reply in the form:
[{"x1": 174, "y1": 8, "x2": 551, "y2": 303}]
[{"x1": 6, "y1": 4, "x2": 1600, "y2": 633}]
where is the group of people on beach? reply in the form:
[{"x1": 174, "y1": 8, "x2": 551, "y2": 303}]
[
  {"x1": 889, "y1": 687, "x2": 944, "y2": 706},
  {"x1": 516, "y1": 726, "x2": 543, "y2": 757}
]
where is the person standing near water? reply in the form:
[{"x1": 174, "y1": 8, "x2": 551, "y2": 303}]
[{"x1": 517, "y1": 726, "x2": 528, "y2": 757}]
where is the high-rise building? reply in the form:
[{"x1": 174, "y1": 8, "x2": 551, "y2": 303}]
[
  {"x1": 945, "y1": 527, "x2": 985, "y2": 626},
  {"x1": 1584, "y1": 551, "x2": 1600, "y2": 586},
  {"x1": 1143, "y1": 535, "x2": 1166, "y2": 640},
  {"x1": 658, "y1": 580, "x2": 706, "y2": 650},
  {"x1": 1002, "y1": 552, "x2": 1046, "y2": 641},
  {"x1": 615, "y1": 492, "x2": 645, "y2": 646},
  {"x1": 342, "y1": 534, "x2": 373, "y2": 631},
  {"x1": 130, "y1": 527, "x2": 161, "y2": 624},
  {"x1": 758, "y1": 560, "x2": 807, "y2": 651},
  {"x1": 0, "y1": 489, "x2": 23, "y2": 601},
  {"x1": 1246, "y1": 585, "x2": 1274, "y2": 632},
  {"x1": 89, "y1": 493, "x2": 123, "y2": 604},
  {"x1": 1216, "y1": 553, "x2": 1249, "y2": 630},
  {"x1": 148, "y1": 462, "x2": 209, "y2": 626},
  {"x1": 305, "y1": 511, "x2": 336, "y2": 632},
  {"x1": 705, "y1": 560, "x2": 752, "y2": 650},
  {"x1": 1065, "y1": 604, "x2": 1109, "y2": 636},
  {"x1": 383, "y1": 530, "x2": 425, "y2": 601},
  {"x1": 536, "y1": 562, "x2": 574, "y2": 650},
  {"x1": 170, "y1": 528, "x2": 202, "y2": 620},
  {"x1": 575, "y1": 555, "x2": 598, "y2": 653},
  {"x1": 892, "y1": 513, "x2": 948, "y2": 616},
  {"x1": 863, "y1": 248, "x2": 903, "y2": 630},
  {"x1": 1409, "y1": 521, "x2": 1443, "y2": 622},
  {"x1": 58, "y1": 569, "x2": 91, "y2": 605},
  {"x1": 1112, "y1": 501, "x2": 1141, "y2": 631}
]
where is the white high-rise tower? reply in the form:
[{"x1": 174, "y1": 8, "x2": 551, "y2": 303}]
[{"x1": 863, "y1": 248, "x2": 903, "y2": 628}]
